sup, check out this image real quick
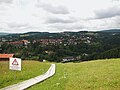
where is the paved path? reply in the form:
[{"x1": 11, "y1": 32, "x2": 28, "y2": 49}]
[{"x1": 1, "y1": 64, "x2": 55, "y2": 90}]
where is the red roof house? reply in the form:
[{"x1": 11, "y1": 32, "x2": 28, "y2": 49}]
[{"x1": 0, "y1": 54, "x2": 14, "y2": 61}]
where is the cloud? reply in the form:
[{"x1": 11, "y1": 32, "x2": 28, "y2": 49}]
[
  {"x1": 54, "y1": 24, "x2": 84, "y2": 30},
  {"x1": 0, "y1": 0, "x2": 120, "y2": 33},
  {"x1": 47, "y1": 20, "x2": 85, "y2": 31},
  {"x1": 36, "y1": 3, "x2": 69, "y2": 14},
  {"x1": 5, "y1": 22, "x2": 41, "y2": 33},
  {"x1": 46, "y1": 16, "x2": 77, "y2": 24},
  {"x1": 111, "y1": 16, "x2": 120, "y2": 27},
  {"x1": 95, "y1": 5, "x2": 120, "y2": 19},
  {"x1": 8, "y1": 22, "x2": 29, "y2": 28},
  {"x1": 47, "y1": 15, "x2": 120, "y2": 32},
  {"x1": 0, "y1": 0, "x2": 13, "y2": 4}
]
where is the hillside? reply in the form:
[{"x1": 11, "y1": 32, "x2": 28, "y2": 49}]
[
  {"x1": 1, "y1": 59, "x2": 120, "y2": 90},
  {"x1": 99, "y1": 29, "x2": 120, "y2": 33},
  {"x1": 0, "y1": 61, "x2": 50, "y2": 88},
  {"x1": 28, "y1": 58, "x2": 120, "y2": 90},
  {"x1": 0, "y1": 29, "x2": 120, "y2": 62},
  {"x1": 0, "y1": 32, "x2": 10, "y2": 36}
]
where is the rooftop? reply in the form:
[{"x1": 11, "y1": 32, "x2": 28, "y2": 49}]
[{"x1": 0, "y1": 54, "x2": 14, "y2": 58}]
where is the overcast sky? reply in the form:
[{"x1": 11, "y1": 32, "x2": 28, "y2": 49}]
[{"x1": 0, "y1": 0, "x2": 120, "y2": 33}]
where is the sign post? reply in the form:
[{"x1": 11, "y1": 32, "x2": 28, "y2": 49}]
[{"x1": 9, "y1": 58, "x2": 21, "y2": 71}]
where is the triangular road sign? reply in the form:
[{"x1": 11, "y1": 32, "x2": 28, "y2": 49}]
[{"x1": 12, "y1": 59, "x2": 19, "y2": 65}]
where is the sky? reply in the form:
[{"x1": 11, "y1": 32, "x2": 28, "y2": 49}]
[{"x1": 0, "y1": 0, "x2": 120, "y2": 33}]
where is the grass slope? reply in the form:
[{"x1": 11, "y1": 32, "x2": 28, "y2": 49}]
[
  {"x1": 28, "y1": 59, "x2": 120, "y2": 90},
  {"x1": 0, "y1": 61, "x2": 50, "y2": 88}
]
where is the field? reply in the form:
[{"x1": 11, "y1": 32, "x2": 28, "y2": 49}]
[
  {"x1": 28, "y1": 59, "x2": 120, "y2": 90},
  {"x1": 0, "y1": 61, "x2": 50, "y2": 88},
  {"x1": 0, "y1": 59, "x2": 120, "y2": 90}
]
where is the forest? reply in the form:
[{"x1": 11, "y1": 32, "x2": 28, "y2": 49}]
[{"x1": 0, "y1": 29, "x2": 120, "y2": 62}]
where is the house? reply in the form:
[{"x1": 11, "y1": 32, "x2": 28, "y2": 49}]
[
  {"x1": 7, "y1": 41, "x2": 23, "y2": 47},
  {"x1": 40, "y1": 39, "x2": 49, "y2": 45},
  {"x1": 21, "y1": 40, "x2": 30, "y2": 45},
  {"x1": 62, "y1": 56, "x2": 75, "y2": 62},
  {"x1": 0, "y1": 54, "x2": 14, "y2": 61},
  {"x1": 7, "y1": 40, "x2": 30, "y2": 47},
  {"x1": 1, "y1": 38, "x2": 8, "y2": 42},
  {"x1": 35, "y1": 39, "x2": 63, "y2": 46}
]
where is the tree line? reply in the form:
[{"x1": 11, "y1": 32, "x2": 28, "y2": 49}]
[{"x1": 0, "y1": 31, "x2": 120, "y2": 62}]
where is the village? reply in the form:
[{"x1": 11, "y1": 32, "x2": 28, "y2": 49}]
[
  {"x1": 0, "y1": 31, "x2": 120, "y2": 62},
  {"x1": 0, "y1": 32, "x2": 96, "y2": 62},
  {"x1": 0, "y1": 32, "x2": 92, "y2": 46},
  {"x1": 0, "y1": 0, "x2": 120, "y2": 89}
]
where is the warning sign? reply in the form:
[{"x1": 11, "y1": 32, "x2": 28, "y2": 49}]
[
  {"x1": 12, "y1": 59, "x2": 19, "y2": 65},
  {"x1": 9, "y1": 58, "x2": 21, "y2": 71}
]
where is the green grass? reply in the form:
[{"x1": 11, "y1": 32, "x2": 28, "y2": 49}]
[
  {"x1": 28, "y1": 58, "x2": 120, "y2": 90},
  {"x1": 0, "y1": 61, "x2": 50, "y2": 88}
]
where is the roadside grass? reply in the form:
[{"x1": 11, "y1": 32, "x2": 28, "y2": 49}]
[
  {"x1": 28, "y1": 58, "x2": 120, "y2": 90},
  {"x1": 0, "y1": 60, "x2": 50, "y2": 88}
]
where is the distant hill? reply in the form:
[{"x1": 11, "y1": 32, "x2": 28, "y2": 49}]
[
  {"x1": 0, "y1": 32, "x2": 11, "y2": 36},
  {"x1": 99, "y1": 29, "x2": 120, "y2": 33}
]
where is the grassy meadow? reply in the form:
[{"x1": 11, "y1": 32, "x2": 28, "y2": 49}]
[
  {"x1": 28, "y1": 59, "x2": 120, "y2": 90},
  {"x1": 0, "y1": 61, "x2": 50, "y2": 88},
  {"x1": 0, "y1": 59, "x2": 120, "y2": 90}
]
